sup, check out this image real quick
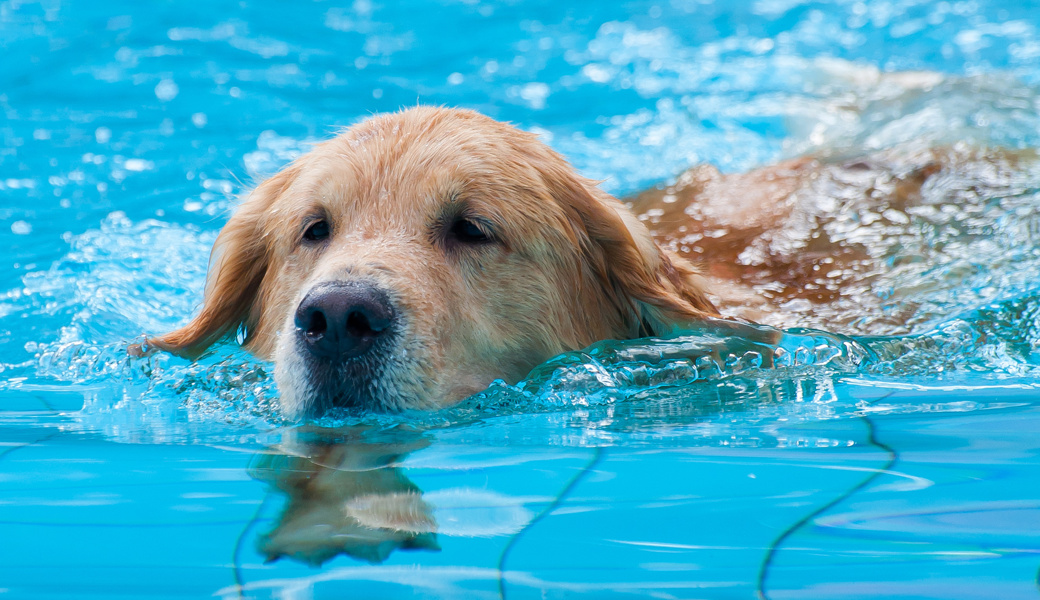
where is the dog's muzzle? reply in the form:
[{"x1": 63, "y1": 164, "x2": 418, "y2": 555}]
[{"x1": 294, "y1": 281, "x2": 396, "y2": 361}]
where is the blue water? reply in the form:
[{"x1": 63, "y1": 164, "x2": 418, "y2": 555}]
[{"x1": 3, "y1": 0, "x2": 1040, "y2": 598}]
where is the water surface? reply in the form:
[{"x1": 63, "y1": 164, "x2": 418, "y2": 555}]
[{"x1": 2, "y1": 0, "x2": 1040, "y2": 598}]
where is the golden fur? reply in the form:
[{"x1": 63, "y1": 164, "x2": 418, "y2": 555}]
[{"x1": 147, "y1": 107, "x2": 718, "y2": 415}]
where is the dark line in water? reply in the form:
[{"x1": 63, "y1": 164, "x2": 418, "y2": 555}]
[
  {"x1": 34, "y1": 392, "x2": 58, "y2": 413},
  {"x1": 232, "y1": 491, "x2": 273, "y2": 600},
  {"x1": 497, "y1": 447, "x2": 605, "y2": 600},
  {"x1": 756, "y1": 396, "x2": 898, "y2": 600},
  {"x1": 0, "y1": 432, "x2": 59, "y2": 462}
]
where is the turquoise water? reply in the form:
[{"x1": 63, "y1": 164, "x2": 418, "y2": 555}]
[{"x1": 3, "y1": 0, "x2": 1040, "y2": 598}]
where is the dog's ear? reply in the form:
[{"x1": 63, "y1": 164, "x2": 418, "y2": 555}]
[
  {"x1": 143, "y1": 167, "x2": 297, "y2": 360},
  {"x1": 550, "y1": 166, "x2": 719, "y2": 338}
]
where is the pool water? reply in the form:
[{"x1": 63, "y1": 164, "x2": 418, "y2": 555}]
[{"x1": 3, "y1": 0, "x2": 1040, "y2": 598}]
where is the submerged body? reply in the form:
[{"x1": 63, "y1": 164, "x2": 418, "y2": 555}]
[{"x1": 629, "y1": 145, "x2": 1038, "y2": 332}]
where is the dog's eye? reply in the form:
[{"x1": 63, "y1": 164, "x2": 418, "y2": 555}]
[
  {"x1": 303, "y1": 220, "x2": 330, "y2": 242},
  {"x1": 448, "y1": 218, "x2": 493, "y2": 245}
]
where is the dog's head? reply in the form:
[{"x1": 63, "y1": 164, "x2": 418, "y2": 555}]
[{"x1": 148, "y1": 107, "x2": 717, "y2": 416}]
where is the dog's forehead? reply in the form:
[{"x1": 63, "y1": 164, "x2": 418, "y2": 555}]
[{"x1": 291, "y1": 110, "x2": 559, "y2": 222}]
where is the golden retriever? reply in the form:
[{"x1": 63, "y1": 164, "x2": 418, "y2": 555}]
[
  {"x1": 146, "y1": 107, "x2": 718, "y2": 416},
  {"x1": 144, "y1": 106, "x2": 1029, "y2": 416}
]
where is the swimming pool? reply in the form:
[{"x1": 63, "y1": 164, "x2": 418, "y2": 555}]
[{"x1": 2, "y1": 0, "x2": 1040, "y2": 597}]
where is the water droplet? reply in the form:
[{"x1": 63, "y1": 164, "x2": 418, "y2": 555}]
[
  {"x1": 123, "y1": 158, "x2": 153, "y2": 172},
  {"x1": 154, "y1": 79, "x2": 179, "y2": 101}
]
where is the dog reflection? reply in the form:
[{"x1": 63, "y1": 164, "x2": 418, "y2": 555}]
[{"x1": 248, "y1": 427, "x2": 438, "y2": 566}]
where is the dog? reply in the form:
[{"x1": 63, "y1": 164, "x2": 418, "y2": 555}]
[{"x1": 144, "y1": 106, "x2": 1031, "y2": 416}]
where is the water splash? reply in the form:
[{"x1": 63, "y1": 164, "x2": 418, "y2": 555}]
[
  {"x1": 1, "y1": 212, "x2": 283, "y2": 441},
  {"x1": 466, "y1": 321, "x2": 870, "y2": 410}
]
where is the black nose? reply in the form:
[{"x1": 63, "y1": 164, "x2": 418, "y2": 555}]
[{"x1": 294, "y1": 282, "x2": 395, "y2": 360}]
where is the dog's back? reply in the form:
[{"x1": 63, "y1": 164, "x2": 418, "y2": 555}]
[{"x1": 628, "y1": 146, "x2": 1038, "y2": 333}]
